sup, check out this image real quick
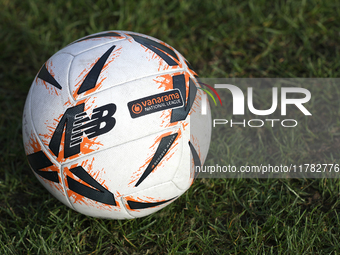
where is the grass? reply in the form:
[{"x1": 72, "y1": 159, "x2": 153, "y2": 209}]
[{"x1": 1, "y1": 0, "x2": 340, "y2": 254}]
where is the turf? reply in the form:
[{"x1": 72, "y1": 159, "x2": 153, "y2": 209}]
[{"x1": 1, "y1": 0, "x2": 340, "y2": 254}]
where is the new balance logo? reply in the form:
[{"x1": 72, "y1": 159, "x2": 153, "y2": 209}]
[{"x1": 49, "y1": 103, "x2": 116, "y2": 158}]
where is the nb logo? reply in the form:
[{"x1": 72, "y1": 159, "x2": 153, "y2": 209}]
[{"x1": 49, "y1": 103, "x2": 116, "y2": 159}]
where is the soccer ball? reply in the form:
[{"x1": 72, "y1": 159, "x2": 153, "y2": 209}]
[{"x1": 22, "y1": 31, "x2": 211, "y2": 219}]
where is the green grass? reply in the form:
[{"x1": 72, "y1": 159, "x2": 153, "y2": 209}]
[{"x1": 1, "y1": 0, "x2": 340, "y2": 254}]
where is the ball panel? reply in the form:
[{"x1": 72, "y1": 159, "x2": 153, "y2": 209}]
[
  {"x1": 121, "y1": 181, "x2": 182, "y2": 218},
  {"x1": 59, "y1": 31, "x2": 127, "y2": 57},
  {"x1": 60, "y1": 128, "x2": 183, "y2": 218},
  {"x1": 189, "y1": 88, "x2": 212, "y2": 175},
  {"x1": 30, "y1": 53, "x2": 79, "y2": 164},
  {"x1": 23, "y1": 90, "x2": 72, "y2": 208},
  {"x1": 62, "y1": 162, "x2": 132, "y2": 219},
  {"x1": 68, "y1": 32, "x2": 187, "y2": 101},
  {"x1": 171, "y1": 140, "x2": 192, "y2": 191},
  {"x1": 172, "y1": 76, "x2": 211, "y2": 189}
]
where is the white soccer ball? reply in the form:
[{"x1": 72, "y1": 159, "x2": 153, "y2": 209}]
[{"x1": 22, "y1": 31, "x2": 211, "y2": 219}]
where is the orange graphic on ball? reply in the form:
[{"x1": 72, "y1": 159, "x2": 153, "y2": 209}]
[{"x1": 132, "y1": 103, "x2": 142, "y2": 114}]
